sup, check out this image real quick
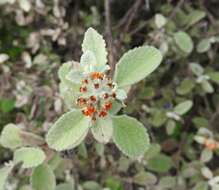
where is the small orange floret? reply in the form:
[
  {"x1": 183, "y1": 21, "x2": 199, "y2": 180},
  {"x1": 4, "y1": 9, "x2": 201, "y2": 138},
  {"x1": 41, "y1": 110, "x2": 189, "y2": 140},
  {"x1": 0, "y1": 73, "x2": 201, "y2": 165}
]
[
  {"x1": 82, "y1": 79, "x2": 89, "y2": 84},
  {"x1": 112, "y1": 92, "x2": 116, "y2": 98},
  {"x1": 82, "y1": 106, "x2": 96, "y2": 117},
  {"x1": 90, "y1": 95, "x2": 97, "y2": 102},
  {"x1": 90, "y1": 72, "x2": 104, "y2": 80},
  {"x1": 77, "y1": 97, "x2": 86, "y2": 106},
  {"x1": 94, "y1": 83, "x2": 100, "y2": 89},
  {"x1": 204, "y1": 138, "x2": 219, "y2": 150},
  {"x1": 103, "y1": 93, "x2": 109, "y2": 99},
  {"x1": 99, "y1": 110, "x2": 107, "y2": 117},
  {"x1": 104, "y1": 102, "x2": 112, "y2": 111},
  {"x1": 80, "y1": 86, "x2": 87, "y2": 93}
]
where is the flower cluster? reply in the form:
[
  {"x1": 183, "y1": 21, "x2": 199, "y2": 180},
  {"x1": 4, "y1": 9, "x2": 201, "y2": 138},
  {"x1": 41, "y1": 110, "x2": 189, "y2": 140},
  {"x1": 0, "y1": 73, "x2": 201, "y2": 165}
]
[{"x1": 76, "y1": 72, "x2": 116, "y2": 121}]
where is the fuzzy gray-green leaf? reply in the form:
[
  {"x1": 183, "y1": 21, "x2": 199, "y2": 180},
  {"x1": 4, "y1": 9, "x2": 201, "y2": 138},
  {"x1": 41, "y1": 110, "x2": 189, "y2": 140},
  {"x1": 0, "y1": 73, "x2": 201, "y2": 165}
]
[
  {"x1": 0, "y1": 165, "x2": 13, "y2": 190},
  {"x1": 174, "y1": 31, "x2": 194, "y2": 53},
  {"x1": 112, "y1": 115, "x2": 150, "y2": 158},
  {"x1": 31, "y1": 164, "x2": 56, "y2": 190},
  {"x1": 82, "y1": 27, "x2": 107, "y2": 66},
  {"x1": 114, "y1": 46, "x2": 162, "y2": 87},
  {"x1": 46, "y1": 110, "x2": 90, "y2": 151},
  {"x1": 14, "y1": 147, "x2": 46, "y2": 168},
  {"x1": 91, "y1": 116, "x2": 113, "y2": 144},
  {"x1": 0, "y1": 123, "x2": 23, "y2": 149}
]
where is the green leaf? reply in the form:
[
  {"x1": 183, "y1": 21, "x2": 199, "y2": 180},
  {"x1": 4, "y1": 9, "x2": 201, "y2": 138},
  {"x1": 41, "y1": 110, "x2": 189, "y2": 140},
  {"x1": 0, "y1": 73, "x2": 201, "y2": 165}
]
[
  {"x1": 91, "y1": 116, "x2": 113, "y2": 144},
  {"x1": 192, "y1": 117, "x2": 209, "y2": 128},
  {"x1": 197, "y1": 39, "x2": 211, "y2": 53},
  {"x1": 144, "y1": 143, "x2": 161, "y2": 160},
  {"x1": 187, "y1": 10, "x2": 206, "y2": 27},
  {"x1": 174, "y1": 100, "x2": 193, "y2": 115},
  {"x1": 114, "y1": 46, "x2": 162, "y2": 87},
  {"x1": 14, "y1": 147, "x2": 46, "y2": 168},
  {"x1": 147, "y1": 154, "x2": 173, "y2": 173},
  {"x1": 133, "y1": 171, "x2": 157, "y2": 185},
  {"x1": 80, "y1": 50, "x2": 97, "y2": 66},
  {"x1": 200, "y1": 148, "x2": 213, "y2": 163},
  {"x1": 82, "y1": 181, "x2": 101, "y2": 190},
  {"x1": 0, "y1": 123, "x2": 23, "y2": 149},
  {"x1": 158, "y1": 176, "x2": 176, "y2": 189},
  {"x1": 155, "y1": 14, "x2": 167, "y2": 28},
  {"x1": 56, "y1": 183, "x2": 73, "y2": 190},
  {"x1": 176, "y1": 78, "x2": 195, "y2": 95},
  {"x1": 201, "y1": 80, "x2": 214, "y2": 93},
  {"x1": 82, "y1": 27, "x2": 107, "y2": 66},
  {"x1": 31, "y1": 164, "x2": 56, "y2": 190},
  {"x1": 0, "y1": 123, "x2": 45, "y2": 150},
  {"x1": 150, "y1": 110, "x2": 167, "y2": 127},
  {"x1": 0, "y1": 165, "x2": 13, "y2": 190},
  {"x1": 189, "y1": 63, "x2": 204, "y2": 76},
  {"x1": 46, "y1": 110, "x2": 90, "y2": 151},
  {"x1": 193, "y1": 182, "x2": 208, "y2": 190},
  {"x1": 208, "y1": 72, "x2": 219, "y2": 85},
  {"x1": 112, "y1": 115, "x2": 150, "y2": 158},
  {"x1": 174, "y1": 31, "x2": 194, "y2": 54},
  {"x1": 58, "y1": 61, "x2": 72, "y2": 83},
  {"x1": 0, "y1": 98, "x2": 15, "y2": 113}
]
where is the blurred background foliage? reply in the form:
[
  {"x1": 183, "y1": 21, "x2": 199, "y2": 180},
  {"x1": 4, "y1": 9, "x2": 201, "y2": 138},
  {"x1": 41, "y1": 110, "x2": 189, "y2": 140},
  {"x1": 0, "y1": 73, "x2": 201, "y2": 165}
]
[{"x1": 0, "y1": 0, "x2": 219, "y2": 189}]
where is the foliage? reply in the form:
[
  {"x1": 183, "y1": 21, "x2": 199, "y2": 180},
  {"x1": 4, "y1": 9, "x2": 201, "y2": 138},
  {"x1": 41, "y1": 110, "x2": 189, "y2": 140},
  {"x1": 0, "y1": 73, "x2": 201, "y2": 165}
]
[{"x1": 0, "y1": 0, "x2": 219, "y2": 189}]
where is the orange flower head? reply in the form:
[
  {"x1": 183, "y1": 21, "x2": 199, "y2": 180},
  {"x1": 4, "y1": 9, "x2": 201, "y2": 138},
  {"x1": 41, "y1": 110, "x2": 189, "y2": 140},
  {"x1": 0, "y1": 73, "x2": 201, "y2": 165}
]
[
  {"x1": 90, "y1": 95, "x2": 97, "y2": 102},
  {"x1": 77, "y1": 97, "x2": 86, "y2": 106},
  {"x1": 204, "y1": 138, "x2": 219, "y2": 151},
  {"x1": 104, "y1": 102, "x2": 112, "y2": 111},
  {"x1": 90, "y1": 72, "x2": 104, "y2": 80},
  {"x1": 82, "y1": 106, "x2": 96, "y2": 117},
  {"x1": 99, "y1": 110, "x2": 107, "y2": 117},
  {"x1": 80, "y1": 86, "x2": 87, "y2": 93}
]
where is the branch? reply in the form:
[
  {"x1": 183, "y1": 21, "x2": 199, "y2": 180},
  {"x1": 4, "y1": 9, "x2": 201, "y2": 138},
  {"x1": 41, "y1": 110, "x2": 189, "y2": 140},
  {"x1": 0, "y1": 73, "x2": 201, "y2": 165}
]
[{"x1": 104, "y1": 0, "x2": 116, "y2": 76}]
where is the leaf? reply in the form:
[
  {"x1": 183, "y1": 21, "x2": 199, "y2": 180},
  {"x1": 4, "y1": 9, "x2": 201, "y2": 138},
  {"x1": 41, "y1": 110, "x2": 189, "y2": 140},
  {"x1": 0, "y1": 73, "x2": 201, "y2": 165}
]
[
  {"x1": 82, "y1": 27, "x2": 107, "y2": 66},
  {"x1": 174, "y1": 100, "x2": 193, "y2": 115},
  {"x1": 58, "y1": 61, "x2": 72, "y2": 83},
  {"x1": 91, "y1": 116, "x2": 113, "y2": 144},
  {"x1": 56, "y1": 183, "x2": 73, "y2": 190},
  {"x1": 189, "y1": 63, "x2": 204, "y2": 76},
  {"x1": 158, "y1": 176, "x2": 176, "y2": 189},
  {"x1": 201, "y1": 80, "x2": 214, "y2": 93},
  {"x1": 192, "y1": 117, "x2": 209, "y2": 128},
  {"x1": 174, "y1": 31, "x2": 194, "y2": 53},
  {"x1": 14, "y1": 147, "x2": 46, "y2": 168},
  {"x1": 197, "y1": 39, "x2": 211, "y2": 53},
  {"x1": 187, "y1": 10, "x2": 206, "y2": 27},
  {"x1": 0, "y1": 123, "x2": 23, "y2": 149},
  {"x1": 80, "y1": 50, "x2": 97, "y2": 66},
  {"x1": 208, "y1": 72, "x2": 219, "y2": 85},
  {"x1": 0, "y1": 165, "x2": 13, "y2": 190},
  {"x1": 144, "y1": 143, "x2": 161, "y2": 160},
  {"x1": 193, "y1": 182, "x2": 208, "y2": 190},
  {"x1": 46, "y1": 110, "x2": 90, "y2": 151},
  {"x1": 150, "y1": 110, "x2": 167, "y2": 127},
  {"x1": 112, "y1": 115, "x2": 150, "y2": 158},
  {"x1": 31, "y1": 164, "x2": 56, "y2": 190},
  {"x1": 114, "y1": 46, "x2": 162, "y2": 87},
  {"x1": 0, "y1": 123, "x2": 44, "y2": 150},
  {"x1": 201, "y1": 167, "x2": 213, "y2": 179},
  {"x1": 200, "y1": 148, "x2": 213, "y2": 163},
  {"x1": 0, "y1": 98, "x2": 15, "y2": 113},
  {"x1": 82, "y1": 181, "x2": 101, "y2": 190},
  {"x1": 155, "y1": 14, "x2": 166, "y2": 28},
  {"x1": 147, "y1": 154, "x2": 173, "y2": 173},
  {"x1": 176, "y1": 78, "x2": 195, "y2": 95},
  {"x1": 133, "y1": 171, "x2": 157, "y2": 185},
  {"x1": 18, "y1": 0, "x2": 31, "y2": 12}
]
